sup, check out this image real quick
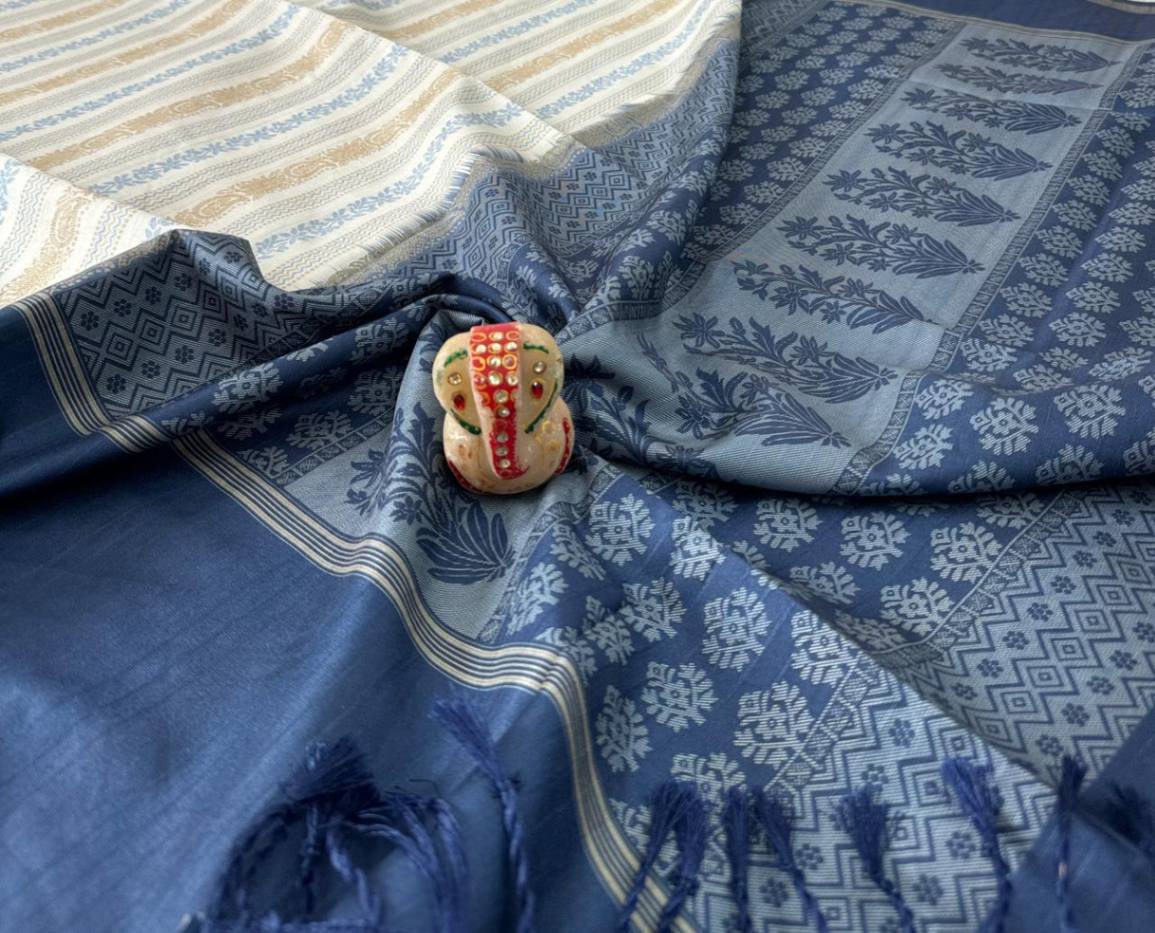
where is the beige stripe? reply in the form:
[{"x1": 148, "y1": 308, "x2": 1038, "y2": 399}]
[
  {"x1": 487, "y1": 0, "x2": 679, "y2": 92},
  {"x1": 389, "y1": 0, "x2": 504, "y2": 41},
  {"x1": 0, "y1": 0, "x2": 134, "y2": 43},
  {"x1": 172, "y1": 68, "x2": 458, "y2": 226},
  {"x1": 0, "y1": 191, "x2": 85, "y2": 306},
  {"x1": 0, "y1": 0, "x2": 249, "y2": 109},
  {"x1": 31, "y1": 20, "x2": 350, "y2": 172}
]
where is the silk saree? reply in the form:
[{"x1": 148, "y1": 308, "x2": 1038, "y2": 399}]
[{"x1": 3, "y1": 0, "x2": 1155, "y2": 930}]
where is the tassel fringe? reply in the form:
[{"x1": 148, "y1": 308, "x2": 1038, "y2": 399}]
[
  {"x1": 838, "y1": 787, "x2": 914, "y2": 933},
  {"x1": 942, "y1": 758, "x2": 1011, "y2": 933},
  {"x1": 722, "y1": 789, "x2": 753, "y2": 933},
  {"x1": 432, "y1": 697, "x2": 536, "y2": 933},
  {"x1": 1055, "y1": 756, "x2": 1086, "y2": 933},
  {"x1": 751, "y1": 789, "x2": 829, "y2": 933}
]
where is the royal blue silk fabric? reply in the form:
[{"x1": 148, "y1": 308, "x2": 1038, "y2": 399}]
[{"x1": 4, "y1": 1, "x2": 1155, "y2": 931}]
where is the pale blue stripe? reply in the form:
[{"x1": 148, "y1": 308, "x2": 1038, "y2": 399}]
[
  {"x1": 538, "y1": 0, "x2": 714, "y2": 118},
  {"x1": 0, "y1": 0, "x2": 194, "y2": 74},
  {"x1": 441, "y1": 0, "x2": 598, "y2": 65},
  {"x1": 311, "y1": 0, "x2": 403, "y2": 10},
  {"x1": 0, "y1": 8, "x2": 300, "y2": 145},
  {"x1": 255, "y1": 104, "x2": 521, "y2": 256},
  {"x1": 89, "y1": 47, "x2": 407, "y2": 196},
  {"x1": 0, "y1": 160, "x2": 16, "y2": 227}
]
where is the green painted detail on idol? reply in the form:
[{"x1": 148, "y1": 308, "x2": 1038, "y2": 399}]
[
  {"x1": 525, "y1": 382, "x2": 558, "y2": 434},
  {"x1": 522, "y1": 343, "x2": 549, "y2": 354},
  {"x1": 452, "y1": 411, "x2": 481, "y2": 435}
]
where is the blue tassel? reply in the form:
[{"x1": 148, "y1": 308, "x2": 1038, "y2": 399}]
[
  {"x1": 353, "y1": 792, "x2": 467, "y2": 933},
  {"x1": 837, "y1": 787, "x2": 914, "y2": 933},
  {"x1": 432, "y1": 697, "x2": 535, "y2": 933},
  {"x1": 617, "y1": 781, "x2": 702, "y2": 933},
  {"x1": 1055, "y1": 756, "x2": 1086, "y2": 933},
  {"x1": 752, "y1": 790, "x2": 829, "y2": 933},
  {"x1": 723, "y1": 789, "x2": 753, "y2": 933},
  {"x1": 1104, "y1": 783, "x2": 1155, "y2": 867},
  {"x1": 212, "y1": 739, "x2": 381, "y2": 924},
  {"x1": 657, "y1": 784, "x2": 707, "y2": 933},
  {"x1": 942, "y1": 759, "x2": 1012, "y2": 933}
]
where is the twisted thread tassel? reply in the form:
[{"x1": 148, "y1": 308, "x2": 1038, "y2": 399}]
[
  {"x1": 838, "y1": 787, "x2": 914, "y2": 933},
  {"x1": 433, "y1": 697, "x2": 535, "y2": 933},
  {"x1": 942, "y1": 759, "x2": 1011, "y2": 933},
  {"x1": 752, "y1": 790, "x2": 829, "y2": 933}
]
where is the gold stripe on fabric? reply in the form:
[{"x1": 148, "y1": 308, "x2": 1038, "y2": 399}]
[
  {"x1": 390, "y1": 0, "x2": 504, "y2": 41},
  {"x1": 0, "y1": 0, "x2": 250, "y2": 109},
  {"x1": 0, "y1": 190, "x2": 85, "y2": 307},
  {"x1": 171, "y1": 68, "x2": 458, "y2": 226},
  {"x1": 0, "y1": 0, "x2": 131, "y2": 43},
  {"x1": 32, "y1": 20, "x2": 350, "y2": 172},
  {"x1": 487, "y1": 0, "x2": 680, "y2": 91}
]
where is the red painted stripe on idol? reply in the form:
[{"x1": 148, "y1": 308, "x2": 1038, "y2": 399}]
[{"x1": 469, "y1": 324, "x2": 526, "y2": 480}]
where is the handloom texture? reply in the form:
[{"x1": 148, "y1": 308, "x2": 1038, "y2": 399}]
[{"x1": 3, "y1": 1, "x2": 1155, "y2": 931}]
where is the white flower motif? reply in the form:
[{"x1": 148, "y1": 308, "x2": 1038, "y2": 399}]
[
  {"x1": 1002, "y1": 282, "x2": 1052, "y2": 317},
  {"x1": 1054, "y1": 385, "x2": 1125, "y2": 439},
  {"x1": 584, "y1": 494, "x2": 654, "y2": 566},
  {"x1": 1096, "y1": 227, "x2": 1144, "y2": 254},
  {"x1": 948, "y1": 460, "x2": 1014, "y2": 493},
  {"x1": 894, "y1": 425, "x2": 952, "y2": 470},
  {"x1": 1036, "y1": 443, "x2": 1103, "y2": 485},
  {"x1": 879, "y1": 578, "x2": 951, "y2": 635},
  {"x1": 218, "y1": 408, "x2": 280, "y2": 441},
  {"x1": 642, "y1": 662, "x2": 717, "y2": 732},
  {"x1": 1124, "y1": 429, "x2": 1155, "y2": 475},
  {"x1": 960, "y1": 339, "x2": 1017, "y2": 373},
  {"x1": 1019, "y1": 254, "x2": 1068, "y2": 286},
  {"x1": 1082, "y1": 253, "x2": 1132, "y2": 283},
  {"x1": 596, "y1": 686, "x2": 650, "y2": 773},
  {"x1": 788, "y1": 562, "x2": 859, "y2": 605},
  {"x1": 582, "y1": 596, "x2": 633, "y2": 664},
  {"x1": 1122, "y1": 316, "x2": 1155, "y2": 347},
  {"x1": 733, "y1": 684, "x2": 814, "y2": 769},
  {"x1": 930, "y1": 522, "x2": 1000, "y2": 583},
  {"x1": 670, "y1": 753, "x2": 746, "y2": 806},
  {"x1": 839, "y1": 512, "x2": 908, "y2": 570},
  {"x1": 239, "y1": 445, "x2": 288, "y2": 474},
  {"x1": 702, "y1": 587, "x2": 772, "y2": 670},
  {"x1": 978, "y1": 315, "x2": 1033, "y2": 348},
  {"x1": 352, "y1": 320, "x2": 404, "y2": 363},
  {"x1": 1052, "y1": 201, "x2": 1097, "y2": 231},
  {"x1": 970, "y1": 398, "x2": 1038, "y2": 456},
  {"x1": 348, "y1": 368, "x2": 402, "y2": 416},
  {"x1": 212, "y1": 363, "x2": 282, "y2": 413},
  {"x1": 976, "y1": 492, "x2": 1043, "y2": 529},
  {"x1": 790, "y1": 610, "x2": 853, "y2": 686},
  {"x1": 535, "y1": 627, "x2": 595, "y2": 681},
  {"x1": 1065, "y1": 281, "x2": 1119, "y2": 314},
  {"x1": 287, "y1": 411, "x2": 351, "y2": 450},
  {"x1": 1037, "y1": 226, "x2": 1082, "y2": 259},
  {"x1": 620, "y1": 578, "x2": 685, "y2": 643},
  {"x1": 507, "y1": 563, "x2": 567, "y2": 634},
  {"x1": 670, "y1": 516, "x2": 724, "y2": 581},
  {"x1": 670, "y1": 480, "x2": 737, "y2": 528},
  {"x1": 1089, "y1": 349, "x2": 1150, "y2": 381},
  {"x1": 754, "y1": 497, "x2": 820, "y2": 551},
  {"x1": 550, "y1": 523, "x2": 606, "y2": 581},
  {"x1": 1053, "y1": 311, "x2": 1104, "y2": 348},
  {"x1": 916, "y1": 380, "x2": 972, "y2": 419}
]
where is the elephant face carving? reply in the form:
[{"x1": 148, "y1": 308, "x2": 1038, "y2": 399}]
[{"x1": 433, "y1": 322, "x2": 573, "y2": 494}]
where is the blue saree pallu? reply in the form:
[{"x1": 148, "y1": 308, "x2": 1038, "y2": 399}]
[{"x1": 4, "y1": 0, "x2": 1155, "y2": 931}]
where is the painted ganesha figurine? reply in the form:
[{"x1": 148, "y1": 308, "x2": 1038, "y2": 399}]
[{"x1": 433, "y1": 322, "x2": 573, "y2": 494}]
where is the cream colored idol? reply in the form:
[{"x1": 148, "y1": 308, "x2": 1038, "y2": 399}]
[{"x1": 433, "y1": 323, "x2": 573, "y2": 494}]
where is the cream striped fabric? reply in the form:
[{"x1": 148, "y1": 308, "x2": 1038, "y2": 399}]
[{"x1": 0, "y1": 0, "x2": 739, "y2": 301}]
